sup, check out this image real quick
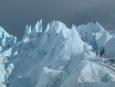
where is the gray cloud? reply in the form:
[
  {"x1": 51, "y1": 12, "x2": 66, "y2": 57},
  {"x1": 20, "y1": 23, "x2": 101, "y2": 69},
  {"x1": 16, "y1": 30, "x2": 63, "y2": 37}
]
[{"x1": 0, "y1": 0, "x2": 115, "y2": 38}]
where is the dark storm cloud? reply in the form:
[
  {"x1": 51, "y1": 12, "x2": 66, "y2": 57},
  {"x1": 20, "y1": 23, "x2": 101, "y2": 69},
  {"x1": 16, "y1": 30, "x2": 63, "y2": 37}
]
[{"x1": 0, "y1": 0, "x2": 115, "y2": 38}]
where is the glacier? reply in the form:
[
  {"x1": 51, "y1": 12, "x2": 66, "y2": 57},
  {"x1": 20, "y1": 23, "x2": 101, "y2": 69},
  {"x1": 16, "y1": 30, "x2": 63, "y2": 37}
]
[{"x1": 0, "y1": 20, "x2": 115, "y2": 87}]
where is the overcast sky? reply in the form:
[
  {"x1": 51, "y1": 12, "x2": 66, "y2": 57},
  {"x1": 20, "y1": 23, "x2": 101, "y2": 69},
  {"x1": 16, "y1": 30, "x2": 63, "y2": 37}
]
[{"x1": 0, "y1": 0, "x2": 115, "y2": 38}]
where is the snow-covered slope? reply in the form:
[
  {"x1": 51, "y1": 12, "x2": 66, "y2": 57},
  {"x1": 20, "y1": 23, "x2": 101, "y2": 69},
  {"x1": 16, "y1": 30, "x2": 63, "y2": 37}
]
[{"x1": 0, "y1": 20, "x2": 115, "y2": 87}]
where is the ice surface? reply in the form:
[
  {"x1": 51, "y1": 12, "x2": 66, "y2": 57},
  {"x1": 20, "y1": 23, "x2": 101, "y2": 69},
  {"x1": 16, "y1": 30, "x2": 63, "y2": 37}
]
[{"x1": 0, "y1": 21, "x2": 115, "y2": 87}]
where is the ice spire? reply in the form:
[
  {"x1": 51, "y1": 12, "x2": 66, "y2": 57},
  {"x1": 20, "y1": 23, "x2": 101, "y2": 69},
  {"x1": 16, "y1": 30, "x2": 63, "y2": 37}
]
[
  {"x1": 96, "y1": 22, "x2": 105, "y2": 32},
  {"x1": 13, "y1": 36, "x2": 18, "y2": 44},
  {"x1": 33, "y1": 19, "x2": 42, "y2": 33},
  {"x1": 51, "y1": 21, "x2": 70, "y2": 39},
  {"x1": 25, "y1": 25, "x2": 32, "y2": 35},
  {"x1": 45, "y1": 23, "x2": 50, "y2": 32},
  {"x1": 0, "y1": 26, "x2": 11, "y2": 38}
]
